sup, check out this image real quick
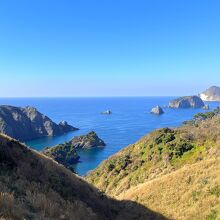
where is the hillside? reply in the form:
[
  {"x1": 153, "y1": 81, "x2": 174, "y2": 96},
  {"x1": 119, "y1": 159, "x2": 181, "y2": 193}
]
[
  {"x1": 0, "y1": 105, "x2": 78, "y2": 141},
  {"x1": 0, "y1": 134, "x2": 166, "y2": 220},
  {"x1": 87, "y1": 111, "x2": 220, "y2": 219}
]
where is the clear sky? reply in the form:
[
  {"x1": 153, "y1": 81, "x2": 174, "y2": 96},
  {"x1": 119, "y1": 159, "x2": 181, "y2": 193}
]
[{"x1": 0, "y1": 0, "x2": 220, "y2": 97}]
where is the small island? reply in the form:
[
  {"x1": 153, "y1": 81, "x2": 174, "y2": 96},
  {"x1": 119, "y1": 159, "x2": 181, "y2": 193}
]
[
  {"x1": 101, "y1": 110, "x2": 112, "y2": 115},
  {"x1": 169, "y1": 96, "x2": 205, "y2": 108},
  {"x1": 151, "y1": 106, "x2": 164, "y2": 115},
  {"x1": 43, "y1": 131, "x2": 106, "y2": 170},
  {"x1": 69, "y1": 131, "x2": 106, "y2": 149}
]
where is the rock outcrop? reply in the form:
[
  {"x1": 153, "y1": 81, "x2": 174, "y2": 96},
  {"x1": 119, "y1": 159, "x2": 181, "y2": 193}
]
[
  {"x1": 70, "y1": 131, "x2": 106, "y2": 149},
  {"x1": 101, "y1": 110, "x2": 112, "y2": 115},
  {"x1": 169, "y1": 96, "x2": 205, "y2": 108},
  {"x1": 203, "y1": 105, "x2": 209, "y2": 110},
  {"x1": 0, "y1": 105, "x2": 78, "y2": 141},
  {"x1": 151, "y1": 106, "x2": 164, "y2": 115},
  {"x1": 199, "y1": 86, "x2": 220, "y2": 101}
]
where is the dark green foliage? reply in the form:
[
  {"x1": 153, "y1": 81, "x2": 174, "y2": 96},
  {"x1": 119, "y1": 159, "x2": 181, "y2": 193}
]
[
  {"x1": 173, "y1": 142, "x2": 194, "y2": 157},
  {"x1": 44, "y1": 143, "x2": 80, "y2": 171},
  {"x1": 114, "y1": 155, "x2": 131, "y2": 173},
  {"x1": 150, "y1": 128, "x2": 193, "y2": 160},
  {"x1": 154, "y1": 128, "x2": 175, "y2": 145},
  {"x1": 184, "y1": 108, "x2": 220, "y2": 125}
]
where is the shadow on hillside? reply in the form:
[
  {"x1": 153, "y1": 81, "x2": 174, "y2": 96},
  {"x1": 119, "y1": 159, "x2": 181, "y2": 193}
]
[
  {"x1": 0, "y1": 134, "x2": 169, "y2": 220},
  {"x1": 110, "y1": 198, "x2": 169, "y2": 220}
]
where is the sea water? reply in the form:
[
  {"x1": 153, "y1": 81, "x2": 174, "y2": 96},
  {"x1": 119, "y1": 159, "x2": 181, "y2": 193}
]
[{"x1": 0, "y1": 97, "x2": 219, "y2": 175}]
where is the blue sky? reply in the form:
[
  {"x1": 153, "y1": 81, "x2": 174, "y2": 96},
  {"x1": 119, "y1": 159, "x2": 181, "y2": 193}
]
[{"x1": 0, "y1": 0, "x2": 220, "y2": 97}]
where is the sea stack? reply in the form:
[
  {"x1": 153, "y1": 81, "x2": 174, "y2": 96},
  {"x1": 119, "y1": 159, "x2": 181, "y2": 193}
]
[
  {"x1": 169, "y1": 96, "x2": 205, "y2": 108},
  {"x1": 203, "y1": 105, "x2": 209, "y2": 110},
  {"x1": 101, "y1": 110, "x2": 112, "y2": 115},
  {"x1": 151, "y1": 106, "x2": 164, "y2": 115}
]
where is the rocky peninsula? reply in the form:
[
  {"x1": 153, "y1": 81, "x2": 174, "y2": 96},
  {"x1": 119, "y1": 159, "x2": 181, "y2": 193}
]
[{"x1": 0, "y1": 105, "x2": 78, "y2": 141}]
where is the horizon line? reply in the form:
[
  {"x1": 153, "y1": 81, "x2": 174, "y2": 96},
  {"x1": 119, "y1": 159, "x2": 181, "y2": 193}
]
[{"x1": 0, "y1": 95, "x2": 181, "y2": 99}]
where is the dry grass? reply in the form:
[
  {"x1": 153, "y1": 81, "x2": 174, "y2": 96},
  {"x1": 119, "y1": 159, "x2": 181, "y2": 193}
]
[
  {"x1": 0, "y1": 134, "x2": 104, "y2": 220},
  {"x1": 118, "y1": 157, "x2": 220, "y2": 220},
  {"x1": 0, "y1": 134, "x2": 167, "y2": 220},
  {"x1": 87, "y1": 114, "x2": 220, "y2": 219}
]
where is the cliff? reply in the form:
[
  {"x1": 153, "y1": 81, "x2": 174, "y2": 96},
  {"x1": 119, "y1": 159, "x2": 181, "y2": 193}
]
[
  {"x1": 199, "y1": 86, "x2": 220, "y2": 101},
  {"x1": 0, "y1": 105, "x2": 78, "y2": 141},
  {"x1": 169, "y1": 96, "x2": 205, "y2": 108}
]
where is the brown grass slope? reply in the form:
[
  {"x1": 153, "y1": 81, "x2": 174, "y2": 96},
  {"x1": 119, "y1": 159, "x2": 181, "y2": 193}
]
[
  {"x1": 0, "y1": 134, "x2": 167, "y2": 220},
  {"x1": 87, "y1": 114, "x2": 220, "y2": 219},
  {"x1": 118, "y1": 157, "x2": 220, "y2": 220}
]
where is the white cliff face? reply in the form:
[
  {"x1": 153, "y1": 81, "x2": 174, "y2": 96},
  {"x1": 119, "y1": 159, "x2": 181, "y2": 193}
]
[
  {"x1": 199, "y1": 93, "x2": 210, "y2": 101},
  {"x1": 199, "y1": 86, "x2": 220, "y2": 101}
]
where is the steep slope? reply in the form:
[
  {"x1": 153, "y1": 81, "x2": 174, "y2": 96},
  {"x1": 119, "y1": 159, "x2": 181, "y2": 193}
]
[
  {"x1": 87, "y1": 112, "x2": 220, "y2": 219},
  {"x1": 0, "y1": 134, "x2": 166, "y2": 220},
  {"x1": 0, "y1": 105, "x2": 78, "y2": 141}
]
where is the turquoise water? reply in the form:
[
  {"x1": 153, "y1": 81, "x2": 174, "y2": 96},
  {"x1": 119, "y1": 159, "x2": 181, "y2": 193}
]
[{"x1": 0, "y1": 97, "x2": 219, "y2": 175}]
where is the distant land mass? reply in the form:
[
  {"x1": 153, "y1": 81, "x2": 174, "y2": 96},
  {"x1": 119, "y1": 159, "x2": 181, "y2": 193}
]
[
  {"x1": 0, "y1": 105, "x2": 78, "y2": 141},
  {"x1": 199, "y1": 86, "x2": 220, "y2": 101}
]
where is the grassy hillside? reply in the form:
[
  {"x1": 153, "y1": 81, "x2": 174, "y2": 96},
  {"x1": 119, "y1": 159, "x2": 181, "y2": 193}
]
[
  {"x1": 118, "y1": 158, "x2": 220, "y2": 220},
  {"x1": 87, "y1": 112, "x2": 220, "y2": 219},
  {"x1": 0, "y1": 134, "x2": 166, "y2": 220}
]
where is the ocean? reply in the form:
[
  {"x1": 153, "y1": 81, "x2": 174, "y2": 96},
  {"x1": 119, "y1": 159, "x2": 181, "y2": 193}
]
[{"x1": 0, "y1": 97, "x2": 219, "y2": 175}]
